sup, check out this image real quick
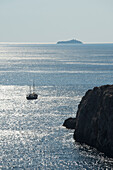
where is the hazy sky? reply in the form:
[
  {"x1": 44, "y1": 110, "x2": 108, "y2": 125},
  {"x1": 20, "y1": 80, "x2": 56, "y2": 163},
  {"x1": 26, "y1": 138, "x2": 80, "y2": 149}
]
[{"x1": 0, "y1": 0, "x2": 113, "y2": 43}]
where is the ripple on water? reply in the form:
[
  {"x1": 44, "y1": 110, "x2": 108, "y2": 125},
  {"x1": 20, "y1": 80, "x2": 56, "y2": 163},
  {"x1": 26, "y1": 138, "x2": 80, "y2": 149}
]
[{"x1": 0, "y1": 85, "x2": 113, "y2": 169}]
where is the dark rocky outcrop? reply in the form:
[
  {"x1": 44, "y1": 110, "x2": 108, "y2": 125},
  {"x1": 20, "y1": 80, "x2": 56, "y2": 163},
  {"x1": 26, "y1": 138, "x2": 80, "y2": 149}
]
[
  {"x1": 74, "y1": 84, "x2": 113, "y2": 158},
  {"x1": 63, "y1": 117, "x2": 76, "y2": 129}
]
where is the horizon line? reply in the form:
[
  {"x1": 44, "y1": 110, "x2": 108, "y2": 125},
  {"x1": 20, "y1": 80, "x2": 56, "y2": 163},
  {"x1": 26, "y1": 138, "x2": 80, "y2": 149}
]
[{"x1": 0, "y1": 41, "x2": 113, "y2": 45}]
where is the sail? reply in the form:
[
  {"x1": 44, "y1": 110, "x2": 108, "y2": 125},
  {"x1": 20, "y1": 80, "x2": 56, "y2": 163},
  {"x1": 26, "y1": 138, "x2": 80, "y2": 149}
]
[{"x1": 26, "y1": 81, "x2": 38, "y2": 100}]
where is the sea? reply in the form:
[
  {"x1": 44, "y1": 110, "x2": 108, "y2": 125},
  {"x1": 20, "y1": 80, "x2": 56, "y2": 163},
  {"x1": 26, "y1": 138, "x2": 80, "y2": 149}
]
[{"x1": 0, "y1": 43, "x2": 113, "y2": 169}]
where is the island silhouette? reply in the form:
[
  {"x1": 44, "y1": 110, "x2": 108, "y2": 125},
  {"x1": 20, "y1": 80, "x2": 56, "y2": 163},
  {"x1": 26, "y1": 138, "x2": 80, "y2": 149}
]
[{"x1": 57, "y1": 39, "x2": 83, "y2": 44}]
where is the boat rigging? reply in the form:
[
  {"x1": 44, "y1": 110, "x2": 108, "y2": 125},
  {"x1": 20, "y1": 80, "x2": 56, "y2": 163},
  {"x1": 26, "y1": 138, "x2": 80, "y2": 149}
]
[{"x1": 26, "y1": 82, "x2": 38, "y2": 100}]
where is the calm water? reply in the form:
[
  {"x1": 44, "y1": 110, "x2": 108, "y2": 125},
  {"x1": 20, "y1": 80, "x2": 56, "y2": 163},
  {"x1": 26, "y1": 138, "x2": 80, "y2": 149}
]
[{"x1": 0, "y1": 43, "x2": 113, "y2": 169}]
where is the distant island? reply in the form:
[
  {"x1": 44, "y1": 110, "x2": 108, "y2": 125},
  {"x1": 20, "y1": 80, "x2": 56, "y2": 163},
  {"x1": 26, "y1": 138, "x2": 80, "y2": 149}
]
[{"x1": 57, "y1": 39, "x2": 83, "y2": 44}]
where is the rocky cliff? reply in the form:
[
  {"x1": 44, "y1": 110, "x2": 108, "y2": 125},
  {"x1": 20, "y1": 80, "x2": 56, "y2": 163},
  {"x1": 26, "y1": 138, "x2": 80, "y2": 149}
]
[{"x1": 74, "y1": 84, "x2": 113, "y2": 157}]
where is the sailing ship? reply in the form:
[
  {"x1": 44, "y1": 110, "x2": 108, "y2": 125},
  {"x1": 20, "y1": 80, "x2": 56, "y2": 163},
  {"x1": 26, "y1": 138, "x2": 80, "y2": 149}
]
[{"x1": 26, "y1": 82, "x2": 38, "y2": 100}]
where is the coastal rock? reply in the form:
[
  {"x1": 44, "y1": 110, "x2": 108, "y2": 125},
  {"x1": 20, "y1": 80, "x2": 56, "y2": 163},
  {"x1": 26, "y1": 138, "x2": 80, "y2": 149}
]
[
  {"x1": 63, "y1": 117, "x2": 76, "y2": 129},
  {"x1": 74, "y1": 84, "x2": 113, "y2": 157}
]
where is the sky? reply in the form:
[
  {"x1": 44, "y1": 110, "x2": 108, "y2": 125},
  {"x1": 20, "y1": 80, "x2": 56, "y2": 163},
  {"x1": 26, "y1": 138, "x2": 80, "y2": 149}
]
[{"x1": 0, "y1": 0, "x2": 113, "y2": 43}]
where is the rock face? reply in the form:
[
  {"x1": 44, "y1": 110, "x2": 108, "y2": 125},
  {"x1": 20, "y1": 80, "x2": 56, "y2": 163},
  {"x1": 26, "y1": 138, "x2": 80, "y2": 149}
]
[
  {"x1": 74, "y1": 84, "x2": 113, "y2": 157},
  {"x1": 63, "y1": 117, "x2": 76, "y2": 129}
]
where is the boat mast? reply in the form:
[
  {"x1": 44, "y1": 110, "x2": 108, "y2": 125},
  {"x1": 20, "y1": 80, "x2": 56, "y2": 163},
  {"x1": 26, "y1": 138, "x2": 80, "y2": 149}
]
[
  {"x1": 29, "y1": 86, "x2": 31, "y2": 94},
  {"x1": 33, "y1": 81, "x2": 35, "y2": 93}
]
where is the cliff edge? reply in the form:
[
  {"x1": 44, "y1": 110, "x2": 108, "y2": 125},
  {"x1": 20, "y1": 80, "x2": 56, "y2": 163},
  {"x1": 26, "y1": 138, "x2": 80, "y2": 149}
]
[{"x1": 74, "y1": 84, "x2": 113, "y2": 157}]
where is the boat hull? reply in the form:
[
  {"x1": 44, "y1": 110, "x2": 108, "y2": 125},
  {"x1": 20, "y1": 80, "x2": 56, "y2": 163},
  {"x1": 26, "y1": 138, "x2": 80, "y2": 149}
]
[{"x1": 26, "y1": 94, "x2": 38, "y2": 100}]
